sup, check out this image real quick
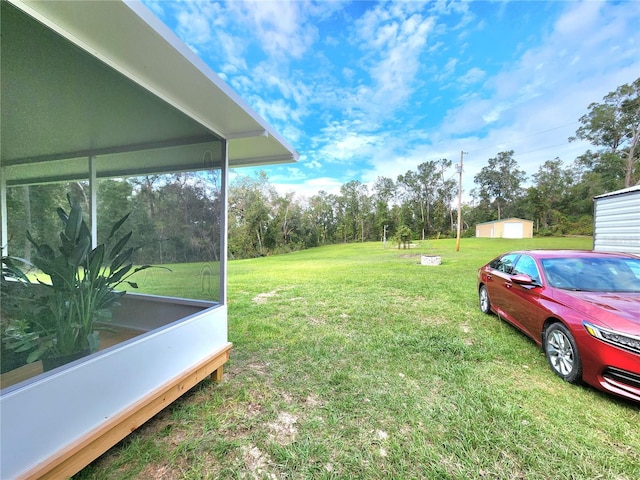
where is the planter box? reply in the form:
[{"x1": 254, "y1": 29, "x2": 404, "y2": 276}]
[{"x1": 0, "y1": 293, "x2": 231, "y2": 479}]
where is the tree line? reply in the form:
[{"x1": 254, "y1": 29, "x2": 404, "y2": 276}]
[
  {"x1": 4, "y1": 79, "x2": 638, "y2": 261},
  {"x1": 225, "y1": 77, "x2": 639, "y2": 257}
]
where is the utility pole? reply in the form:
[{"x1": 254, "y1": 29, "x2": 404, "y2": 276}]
[
  {"x1": 456, "y1": 151, "x2": 468, "y2": 252},
  {"x1": 383, "y1": 225, "x2": 388, "y2": 248}
]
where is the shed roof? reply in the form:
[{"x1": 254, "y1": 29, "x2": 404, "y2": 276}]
[
  {"x1": 475, "y1": 218, "x2": 533, "y2": 226},
  {"x1": 593, "y1": 185, "x2": 640, "y2": 200},
  {"x1": 1, "y1": 0, "x2": 298, "y2": 185}
]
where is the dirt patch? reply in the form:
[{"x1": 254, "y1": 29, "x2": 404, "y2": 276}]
[
  {"x1": 252, "y1": 286, "x2": 299, "y2": 304},
  {"x1": 460, "y1": 322, "x2": 474, "y2": 345},
  {"x1": 268, "y1": 411, "x2": 298, "y2": 445},
  {"x1": 242, "y1": 445, "x2": 278, "y2": 480},
  {"x1": 244, "y1": 403, "x2": 264, "y2": 418},
  {"x1": 252, "y1": 290, "x2": 279, "y2": 304},
  {"x1": 308, "y1": 316, "x2": 325, "y2": 325},
  {"x1": 305, "y1": 393, "x2": 322, "y2": 408},
  {"x1": 137, "y1": 463, "x2": 182, "y2": 480},
  {"x1": 247, "y1": 362, "x2": 268, "y2": 375}
]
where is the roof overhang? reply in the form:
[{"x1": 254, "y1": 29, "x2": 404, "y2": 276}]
[
  {"x1": 1, "y1": 0, "x2": 298, "y2": 185},
  {"x1": 593, "y1": 185, "x2": 640, "y2": 199}
]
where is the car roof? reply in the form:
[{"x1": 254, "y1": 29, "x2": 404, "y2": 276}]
[{"x1": 508, "y1": 250, "x2": 639, "y2": 260}]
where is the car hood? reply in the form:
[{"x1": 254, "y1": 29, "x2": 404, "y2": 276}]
[{"x1": 560, "y1": 290, "x2": 640, "y2": 332}]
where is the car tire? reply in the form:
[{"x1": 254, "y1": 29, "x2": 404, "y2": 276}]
[
  {"x1": 479, "y1": 285, "x2": 491, "y2": 314},
  {"x1": 544, "y1": 323, "x2": 582, "y2": 384}
]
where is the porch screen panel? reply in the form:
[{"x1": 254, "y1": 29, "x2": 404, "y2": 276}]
[
  {"x1": 1, "y1": 181, "x2": 90, "y2": 380},
  {"x1": 96, "y1": 145, "x2": 223, "y2": 303}
]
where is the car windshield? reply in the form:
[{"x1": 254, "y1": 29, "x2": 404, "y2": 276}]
[{"x1": 541, "y1": 257, "x2": 640, "y2": 292}]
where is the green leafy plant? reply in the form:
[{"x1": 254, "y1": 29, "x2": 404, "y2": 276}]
[
  {"x1": 2, "y1": 318, "x2": 40, "y2": 360},
  {"x1": 1, "y1": 254, "x2": 30, "y2": 283},
  {"x1": 24, "y1": 196, "x2": 160, "y2": 363},
  {"x1": 395, "y1": 225, "x2": 412, "y2": 249},
  {"x1": 1, "y1": 254, "x2": 41, "y2": 372}
]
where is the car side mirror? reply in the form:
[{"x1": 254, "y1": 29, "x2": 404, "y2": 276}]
[{"x1": 511, "y1": 274, "x2": 535, "y2": 285}]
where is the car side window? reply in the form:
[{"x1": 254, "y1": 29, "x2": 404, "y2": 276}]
[
  {"x1": 490, "y1": 254, "x2": 519, "y2": 274},
  {"x1": 513, "y1": 255, "x2": 540, "y2": 284}
]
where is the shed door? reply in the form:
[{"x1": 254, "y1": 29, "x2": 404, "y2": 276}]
[{"x1": 503, "y1": 222, "x2": 523, "y2": 238}]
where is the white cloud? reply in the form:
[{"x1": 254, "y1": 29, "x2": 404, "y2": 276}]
[
  {"x1": 482, "y1": 103, "x2": 510, "y2": 124},
  {"x1": 271, "y1": 176, "x2": 345, "y2": 200},
  {"x1": 441, "y1": 0, "x2": 639, "y2": 146},
  {"x1": 436, "y1": 58, "x2": 458, "y2": 82},
  {"x1": 146, "y1": 0, "x2": 639, "y2": 204},
  {"x1": 305, "y1": 158, "x2": 323, "y2": 169},
  {"x1": 319, "y1": 131, "x2": 381, "y2": 163},
  {"x1": 173, "y1": 1, "x2": 225, "y2": 45},
  {"x1": 225, "y1": 1, "x2": 319, "y2": 60},
  {"x1": 355, "y1": 3, "x2": 436, "y2": 112},
  {"x1": 460, "y1": 67, "x2": 485, "y2": 85},
  {"x1": 554, "y1": 0, "x2": 602, "y2": 37}
]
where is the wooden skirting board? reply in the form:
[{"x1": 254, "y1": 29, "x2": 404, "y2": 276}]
[{"x1": 19, "y1": 342, "x2": 232, "y2": 480}]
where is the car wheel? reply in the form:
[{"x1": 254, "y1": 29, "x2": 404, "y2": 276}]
[
  {"x1": 479, "y1": 285, "x2": 491, "y2": 314},
  {"x1": 544, "y1": 323, "x2": 582, "y2": 384}
]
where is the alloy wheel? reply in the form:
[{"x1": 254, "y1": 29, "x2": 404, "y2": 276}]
[
  {"x1": 544, "y1": 323, "x2": 582, "y2": 384},
  {"x1": 479, "y1": 286, "x2": 491, "y2": 314},
  {"x1": 547, "y1": 329, "x2": 574, "y2": 376}
]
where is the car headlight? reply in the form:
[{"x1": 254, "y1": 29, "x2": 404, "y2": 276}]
[{"x1": 584, "y1": 322, "x2": 640, "y2": 355}]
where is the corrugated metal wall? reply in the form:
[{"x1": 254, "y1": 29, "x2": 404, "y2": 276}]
[{"x1": 593, "y1": 187, "x2": 640, "y2": 255}]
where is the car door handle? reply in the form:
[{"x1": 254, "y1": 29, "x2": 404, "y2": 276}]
[{"x1": 506, "y1": 282, "x2": 512, "y2": 288}]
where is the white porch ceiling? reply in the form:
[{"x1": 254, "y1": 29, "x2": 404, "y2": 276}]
[{"x1": 1, "y1": 0, "x2": 299, "y2": 185}]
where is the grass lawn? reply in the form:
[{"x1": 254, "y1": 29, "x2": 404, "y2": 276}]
[{"x1": 76, "y1": 237, "x2": 639, "y2": 479}]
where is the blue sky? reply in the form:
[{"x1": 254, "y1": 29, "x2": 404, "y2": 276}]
[{"x1": 143, "y1": 0, "x2": 640, "y2": 201}]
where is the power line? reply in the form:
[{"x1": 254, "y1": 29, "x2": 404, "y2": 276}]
[
  {"x1": 517, "y1": 141, "x2": 576, "y2": 157},
  {"x1": 470, "y1": 121, "x2": 581, "y2": 157},
  {"x1": 517, "y1": 121, "x2": 580, "y2": 140}
]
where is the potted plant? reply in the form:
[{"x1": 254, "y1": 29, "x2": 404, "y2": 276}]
[
  {"x1": 24, "y1": 196, "x2": 158, "y2": 369},
  {"x1": 0, "y1": 254, "x2": 42, "y2": 373}
]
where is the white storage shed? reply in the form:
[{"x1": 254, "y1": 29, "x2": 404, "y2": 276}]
[
  {"x1": 475, "y1": 218, "x2": 534, "y2": 239},
  {"x1": 593, "y1": 186, "x2": 640, "y2": 255}
]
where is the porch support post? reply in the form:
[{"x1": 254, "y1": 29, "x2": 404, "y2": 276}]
[
  {"x1": 220, "y1": 139, "x2": 229, "y2": 305},
  {"x1": 0, "y1": 169, "x2": 7, "y2": 256},
  {"x1": 89, "y1": 156, "x2": 97, "y2": 248}
]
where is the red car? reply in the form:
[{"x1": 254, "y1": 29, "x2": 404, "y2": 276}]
[{"x1": 477, "y1": 250, "x2": 640, "y2": 403}]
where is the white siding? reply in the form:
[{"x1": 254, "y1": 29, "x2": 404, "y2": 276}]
[
  {"x1": 0, "y1": 298, "x2": 228, "y2": 479},
  {"x1": 593, "y1": 187, "x2": 640, "y2": 255}
]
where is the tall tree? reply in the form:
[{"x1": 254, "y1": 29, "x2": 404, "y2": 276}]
[
  {"x1": 6, "y1": 183, "x2": 69, "y2": 258},
  {"x1": 435, "y1": 159, "x2": 456, "y2": 234},
  {"x1": 272, "y1": 192, "x2": 306, "y2": 251},
  {"x1": 372, "y1": 176, "x2": 396, "y2": 239},
  {"x1": 473, "y1": 151, "x2": 527, "y2": 220},
  {"x1": 397, "y1": 161, "x2": 441, "y2": 240},
  {"x1": 338, "y1": 180, "x2": 369, "y2": 242},
  {"x1": 306, "y1": 191, "x2": 336, "y2": 246},
  {"x1": 97, "y1": 179, "x2": 133, "y2": 245},
  {"x1": 565, "y1": 149, "x2": 624, "y2": 220},
  {"x1": 228, "y1": 171, "x2": 275, "y2": 258},
  {"x1": 530, "y1": 158, "x2": 573, "y2": 229},
  {"x1": 570, "y1": 77, "x2": 640, "y2": 187}
]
